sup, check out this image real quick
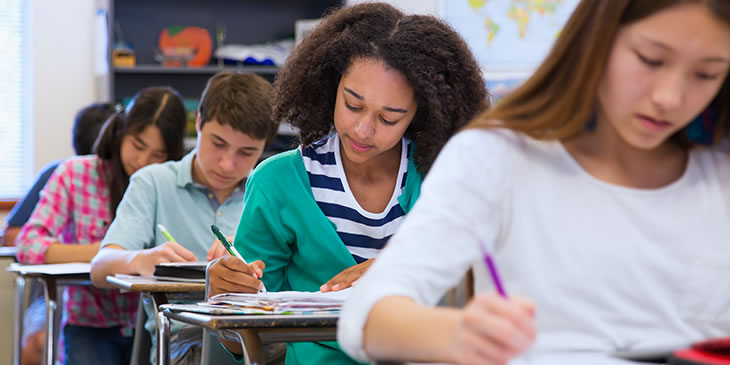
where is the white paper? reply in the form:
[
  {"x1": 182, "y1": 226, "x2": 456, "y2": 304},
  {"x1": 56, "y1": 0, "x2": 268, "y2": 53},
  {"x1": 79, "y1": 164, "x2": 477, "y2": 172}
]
[
  {"x1": 156, "y1": 261, "x2": 208, "y2": 268},
  {"x1": 209, "y1": 288, "x2": 351, "y2": 313},
  {"x1": 7, "y1": 262, "x2": 91, "y2": 275}
]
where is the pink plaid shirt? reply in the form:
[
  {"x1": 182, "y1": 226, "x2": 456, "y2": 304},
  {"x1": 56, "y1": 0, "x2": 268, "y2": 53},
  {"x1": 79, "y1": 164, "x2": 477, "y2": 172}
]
[{"x1": 16, "y1": 156, "x2": 138, "y2": 336}]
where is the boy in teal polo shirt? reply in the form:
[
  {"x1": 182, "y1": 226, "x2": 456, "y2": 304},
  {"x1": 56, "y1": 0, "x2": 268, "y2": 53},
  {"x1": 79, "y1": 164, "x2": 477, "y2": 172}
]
[{"x1": 90, "y1": 71, "x2": 280, "y2": 364}]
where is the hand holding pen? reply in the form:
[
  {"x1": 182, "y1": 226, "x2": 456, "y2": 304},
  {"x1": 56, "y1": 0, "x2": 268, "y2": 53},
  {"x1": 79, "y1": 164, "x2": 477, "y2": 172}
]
[
  {"x1": 448, "y1": 245, "x2": 536, "y2": 364},
  {"x1": 210, "y1": 225, "x2": 267, "y2": 293}
]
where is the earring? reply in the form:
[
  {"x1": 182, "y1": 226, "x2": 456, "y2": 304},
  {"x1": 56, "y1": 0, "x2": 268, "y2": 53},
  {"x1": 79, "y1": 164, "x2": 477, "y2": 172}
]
[
  {"x1": 686, "y1": 105, "x2": 716, "y2": 146},
  {"x1": 585, "y1": 115, "x2": 597, "y2": 131}
]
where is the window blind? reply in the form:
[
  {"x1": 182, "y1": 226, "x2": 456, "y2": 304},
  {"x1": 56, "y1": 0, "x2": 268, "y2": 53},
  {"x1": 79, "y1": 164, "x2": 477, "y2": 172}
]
[{"x1": 0, "y1": 0, "x2": 32, "y2": 199}]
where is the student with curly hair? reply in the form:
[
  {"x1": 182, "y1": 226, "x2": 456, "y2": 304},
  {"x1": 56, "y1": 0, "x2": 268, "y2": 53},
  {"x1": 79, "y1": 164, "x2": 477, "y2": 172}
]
[{"x1": 207, "y1": 2, "x2": 488, "y2": 364}]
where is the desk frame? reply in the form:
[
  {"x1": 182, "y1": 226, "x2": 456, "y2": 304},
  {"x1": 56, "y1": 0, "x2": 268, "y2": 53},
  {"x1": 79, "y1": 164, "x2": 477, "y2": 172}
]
[
  {"x1": 11, "y1": 272, "x2": 90, "y2": 365},
  {"x1": 161, "y1": 308, "x2": 338, "y2": 365},
  {"x1": 105, "y1": 275, "x2": 205, "y2": 364}
]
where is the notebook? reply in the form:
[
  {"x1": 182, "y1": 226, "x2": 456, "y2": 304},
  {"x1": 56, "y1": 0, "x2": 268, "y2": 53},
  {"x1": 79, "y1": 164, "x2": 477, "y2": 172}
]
[
  {"x1": 611, "y1": 337, "x2": 730, "y2": 364},
  {"x1": 206, "y1": 288, "x2": 351, "y2": 314},
  {"x1": 153, "y1": 261, "x2": 207, "y2": 281}
]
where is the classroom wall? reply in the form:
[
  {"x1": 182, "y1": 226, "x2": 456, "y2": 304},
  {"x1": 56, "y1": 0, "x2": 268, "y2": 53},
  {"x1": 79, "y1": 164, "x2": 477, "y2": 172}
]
[
  {"x1": 31, "y1": 0, "x2": 99, "y2": 175},
  {"x1": 30, "y1": 0, "x2": 436, "y2": 180},
  {"x1": 346, "y1": 0, "x2": 440, "y2": 15}
]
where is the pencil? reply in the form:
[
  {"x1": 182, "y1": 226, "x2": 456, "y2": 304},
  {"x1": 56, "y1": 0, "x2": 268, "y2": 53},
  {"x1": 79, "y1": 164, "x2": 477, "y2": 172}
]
[
  {"x1": 210, "y1": 224, "x2": 267, "y2": 293},
  {"x1": 484, "y1": 253, "x2": 507, "y2": 298},
  {"x1": 157, "y1": 224, "x2": 177, "y2": 243}
]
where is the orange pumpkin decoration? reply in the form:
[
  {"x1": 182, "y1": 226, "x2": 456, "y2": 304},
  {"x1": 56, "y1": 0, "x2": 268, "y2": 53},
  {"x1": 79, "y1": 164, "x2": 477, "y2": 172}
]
[{"x1": 158, "y1": 26, "x2": 213, "y2": 67}]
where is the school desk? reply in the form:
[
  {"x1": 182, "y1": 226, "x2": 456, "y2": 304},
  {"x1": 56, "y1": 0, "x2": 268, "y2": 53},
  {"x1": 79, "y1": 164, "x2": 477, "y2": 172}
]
[
  {"x1": 105, "y1": 274, "x2": 205, "y2": 363},
  {"x1": 6, "y1": 263, "x2": 91, "y2": 365},
  {"x1": 0, "y1": 246, "x2": 17, "y2": 259},
  {"x1": 159, "y1": 304, "x2": 338, "y2": 365}
]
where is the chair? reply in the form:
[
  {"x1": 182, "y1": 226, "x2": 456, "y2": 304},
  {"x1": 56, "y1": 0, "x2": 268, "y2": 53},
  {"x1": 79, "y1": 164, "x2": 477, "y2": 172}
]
[
  {"x1": 201, "y1": 259, "x2": 250, "y2": 365},
  {"x1": 129, "y1": 297, "x2": 151, "y2": 365}
]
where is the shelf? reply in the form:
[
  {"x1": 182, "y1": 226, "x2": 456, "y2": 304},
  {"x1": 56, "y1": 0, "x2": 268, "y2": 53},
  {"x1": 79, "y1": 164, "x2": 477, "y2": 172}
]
[{"x1": 114, "y1": 65, "x2": 280, "y2": 75}]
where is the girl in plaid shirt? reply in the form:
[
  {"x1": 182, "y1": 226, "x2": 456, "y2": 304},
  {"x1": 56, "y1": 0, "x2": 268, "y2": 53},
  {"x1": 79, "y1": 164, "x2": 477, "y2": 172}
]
[{"x1": 16, "y1": 86, "x2": 187, "y2": 365}]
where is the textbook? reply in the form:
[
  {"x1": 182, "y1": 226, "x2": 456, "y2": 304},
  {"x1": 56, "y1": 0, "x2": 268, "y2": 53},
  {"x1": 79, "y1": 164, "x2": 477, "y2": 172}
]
[
  {"x1": 153, "y1": 261, "x2": 207, "y2": 281},
  {"x1": 669, "y1": 337, "x2": 730, "y2": 365},
  {"x1": 611, "y1": 337, "x2": 730, "y2": 364},
  {"x1": 206, "y1": 288, "x2": 351, "y2": 314}
]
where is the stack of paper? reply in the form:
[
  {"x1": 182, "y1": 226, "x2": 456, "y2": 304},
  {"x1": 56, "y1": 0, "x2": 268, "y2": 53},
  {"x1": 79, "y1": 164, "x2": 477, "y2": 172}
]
[{"x1": 207, "y1": 288, "x2": 351, "y2": 314}]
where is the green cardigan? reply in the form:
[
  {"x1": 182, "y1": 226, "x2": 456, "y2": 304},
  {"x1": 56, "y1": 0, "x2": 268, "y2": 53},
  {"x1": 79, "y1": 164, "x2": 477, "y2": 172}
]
[{"x1": 233, "y1": 147, "x2": 422, "y2": 365}]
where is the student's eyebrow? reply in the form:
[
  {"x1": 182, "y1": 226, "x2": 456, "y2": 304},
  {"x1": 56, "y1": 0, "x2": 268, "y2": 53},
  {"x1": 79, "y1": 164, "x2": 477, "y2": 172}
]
[
  {"x1": 639, "y1": 35, "x2": 730, "y2": 63},
  {"x1": 211, "y1": 134, "x2": 227, "y2": 143},
  {"x1": 344, "y1": 87, "x2": 409, "y2": 114},
  {"x1": 136, "y1": 135, "x2": 165, "y2": 154},
  {"x1": 213, "y1": 133, "x2": 261, "y2": 151},
  {"x1": 239, "y1": 146, "x2": 261, "y2": 152},
  {"x1": 344, "y1": 87, "x2": 364, "y2": 100},
  {"x1": 134, "y1": 136, "x2": 148, "y2": 147}
]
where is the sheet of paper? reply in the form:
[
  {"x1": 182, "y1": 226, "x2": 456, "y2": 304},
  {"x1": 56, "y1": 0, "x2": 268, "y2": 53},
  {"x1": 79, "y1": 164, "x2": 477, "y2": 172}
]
[
  {"x1": 208, "y1": 288, "x2": 351, "y2": 314},
  {"x1": 156, "y1": 261, "x2": 208, "y2": 267},
  {"x1": 509, "y1": 352, "x2": 670, "y2": 365},
  {"x1": 7, "y1": 262, "x2": 91, "y2": 275},
  {"x1": 113, "y1": 274, "x2": 205, "y2": 284}
]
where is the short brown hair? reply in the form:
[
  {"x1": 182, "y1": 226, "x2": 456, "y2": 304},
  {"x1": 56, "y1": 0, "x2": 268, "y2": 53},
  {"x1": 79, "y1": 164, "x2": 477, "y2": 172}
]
[
  {"x1": 471, "y1": 0, "x2": 730, "y2": 149},
  {"x1": 198, "y1": 71, "x2": 279, "y2": 143}
]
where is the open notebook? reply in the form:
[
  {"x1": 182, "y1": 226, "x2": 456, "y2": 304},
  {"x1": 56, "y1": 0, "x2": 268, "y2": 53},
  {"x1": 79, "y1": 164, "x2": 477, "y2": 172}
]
[{"x1": 200, "y1": 288, "x2": 352, "y2": 314}]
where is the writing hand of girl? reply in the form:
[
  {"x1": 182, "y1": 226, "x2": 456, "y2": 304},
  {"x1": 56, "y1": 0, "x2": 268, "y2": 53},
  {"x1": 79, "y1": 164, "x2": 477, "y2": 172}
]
[
  {"x1": 451, "y1": 294, "x2": 535, "y2": 365},
  {"x1": 207, "y1": 256, "x2": 265, "y2": 298},
  {"x1": 320, "y1": 259, "x2": 374, "y2": 292}
]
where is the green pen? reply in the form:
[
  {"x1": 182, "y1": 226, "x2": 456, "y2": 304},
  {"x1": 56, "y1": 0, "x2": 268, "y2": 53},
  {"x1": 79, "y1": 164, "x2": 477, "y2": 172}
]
[
  {"x1": 210, "y1": 224, "x2": 267, "y2": 293},
  {"x1": 157, "y1": 224, "x2": 177, "y2": 243}
]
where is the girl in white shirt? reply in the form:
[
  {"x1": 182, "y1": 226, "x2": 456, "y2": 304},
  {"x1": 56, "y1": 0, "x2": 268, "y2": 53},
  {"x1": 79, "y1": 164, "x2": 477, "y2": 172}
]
[{"x1": 338, "y1": 0, "x2": 730, "y2": 364}]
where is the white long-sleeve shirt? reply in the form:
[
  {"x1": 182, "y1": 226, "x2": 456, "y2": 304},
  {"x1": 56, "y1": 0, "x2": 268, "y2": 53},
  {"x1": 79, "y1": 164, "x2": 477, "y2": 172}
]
[{"x1": 338, "y1": 129, "x2": 730, "y2": 364}]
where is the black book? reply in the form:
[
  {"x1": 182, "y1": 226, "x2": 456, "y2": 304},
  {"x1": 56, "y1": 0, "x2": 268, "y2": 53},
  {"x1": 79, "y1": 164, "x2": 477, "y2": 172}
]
[{"x1": 153, "y1": 262, "x2": 207, "y2": 280}]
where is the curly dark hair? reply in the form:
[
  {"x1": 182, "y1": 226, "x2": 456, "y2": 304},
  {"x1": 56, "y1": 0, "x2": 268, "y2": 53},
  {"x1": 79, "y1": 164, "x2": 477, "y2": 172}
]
[{"x1": 272, "y1": 2, "x2": 488, "y2": 174}]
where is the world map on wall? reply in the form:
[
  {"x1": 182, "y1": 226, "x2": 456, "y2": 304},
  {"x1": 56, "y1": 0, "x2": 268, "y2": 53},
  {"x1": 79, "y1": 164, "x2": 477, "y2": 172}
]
[{"x1": 442, "y1": 0, "x2": 580, "y2": 71}]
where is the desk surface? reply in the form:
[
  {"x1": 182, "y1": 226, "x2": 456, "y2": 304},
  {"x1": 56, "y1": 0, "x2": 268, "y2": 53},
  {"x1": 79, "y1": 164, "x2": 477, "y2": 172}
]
[
  {"x1": 106, "y1": 275, "x2": 205, "y2": 293},
  {"x1": 6, "y1": 263, "x2": 90, "y2": 281},
  {"x1": 0, "y1": 246, "x2": 16, "y2": 258},
  {"x1": 162, "y1": 305, "x2": 338, "y2": 330}
]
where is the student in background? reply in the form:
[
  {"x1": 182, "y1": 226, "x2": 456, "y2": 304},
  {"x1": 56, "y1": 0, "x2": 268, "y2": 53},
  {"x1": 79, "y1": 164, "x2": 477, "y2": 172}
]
[
  {"x1": 90, "y1": 71, "x2": 280, "y2": 365},
  {"x1": 338, "y1": 0, "x2": 730, "y2": 364},
  {"x1": 206, "y1": 3, "x2": 488, "y2": 364},
  {"x1": 9, "y1": 102, "x2": 115, "y2": 365},
  {"x1": 16, "y1": 87, "x2": 187, "y2": 365},
  {"x1": 1, "y1": 103, "x2": 115, "y2": 247}
]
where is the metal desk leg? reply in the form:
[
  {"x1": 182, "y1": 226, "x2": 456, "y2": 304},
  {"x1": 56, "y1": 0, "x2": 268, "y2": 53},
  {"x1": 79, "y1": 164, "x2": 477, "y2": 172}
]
[
  {"x1": 41, "y1": 277, "x2": 58, "y2": 365},
  {"x1": 149, "y1": 292, "x2": 169, "y2": 365},
  {"x1": 13, "y1": 275, "x2": 26, "y2": 365},
  {"x1": 157, "y1": 311, "x2": 170, "y2": 365},
  {"x1": 217, "y1": 329, "x2": 262, "y2": 365}
]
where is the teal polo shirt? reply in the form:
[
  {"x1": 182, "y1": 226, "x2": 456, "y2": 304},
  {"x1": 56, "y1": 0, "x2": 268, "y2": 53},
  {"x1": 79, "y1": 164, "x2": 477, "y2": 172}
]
[
  {"x1": 103, "y1": 149, "x2": 244, "y2": 256},
  {"x1": 102, "y1": 149, "x2": 244, "y2": 363}
]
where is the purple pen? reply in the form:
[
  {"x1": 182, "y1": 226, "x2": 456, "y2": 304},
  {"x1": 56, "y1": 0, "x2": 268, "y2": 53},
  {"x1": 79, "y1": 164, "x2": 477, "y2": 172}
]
[{"x1": 484, "y1": 253, "x2": 507, "y2": 298}]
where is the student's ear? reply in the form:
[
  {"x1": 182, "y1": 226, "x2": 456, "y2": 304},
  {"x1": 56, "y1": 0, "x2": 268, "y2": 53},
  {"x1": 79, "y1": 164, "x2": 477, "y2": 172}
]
[{"x1": 195, "y1": 114, "x2": 202, "y2": 134}]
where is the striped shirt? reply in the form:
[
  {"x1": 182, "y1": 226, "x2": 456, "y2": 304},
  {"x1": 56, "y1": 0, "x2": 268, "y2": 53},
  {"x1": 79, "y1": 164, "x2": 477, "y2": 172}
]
[
  {"x1": 16, "y1": 156, "x2": 139, "y2": 336},
  {"x1": 300, "y1": 135, "x2": 410, "y2": 263}
]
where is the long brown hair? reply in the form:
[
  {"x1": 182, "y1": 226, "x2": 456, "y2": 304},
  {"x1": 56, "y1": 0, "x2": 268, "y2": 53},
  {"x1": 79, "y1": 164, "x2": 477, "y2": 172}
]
[
  {"x1": 94, "y1": 87, "x2": 186, "y2": 219},
  {"x1": 470, "y1": 0, "x2": 730, "y2": 147}
]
